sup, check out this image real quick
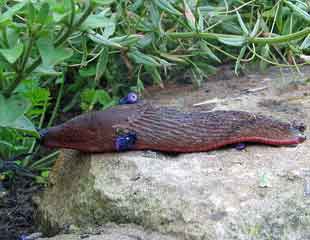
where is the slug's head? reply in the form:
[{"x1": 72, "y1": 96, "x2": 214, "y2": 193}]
[
  {"x1": 246, "y1": 115, "x2": 307, "y2": 145},
  {"x1": 39, "y1": 124, "x2": 89, "y2": 151},
  {"x1": 292, "y1": 121, "x2": 306, "y2": 133},
  {"x1": 38, "y1": 111, "x2": 119, "y2": 152},
  {"x1": 38, "y1": 128, "x2": 49, "y2": 143}
]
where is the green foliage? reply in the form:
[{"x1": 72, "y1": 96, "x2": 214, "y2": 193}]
[
  {"x1": 0, "y1": 95, "x2": 36, "y2": 135},
  {"x1": 0, "y1": 0, "x2": 310, "y2": 182},
  {"x1": 80, "y1": 88, "x2": 116, "y2": 111}
]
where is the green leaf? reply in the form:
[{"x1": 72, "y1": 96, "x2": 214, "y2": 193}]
[
  {"x1": 50, "y1": 0, "x2": 72, "y2": 23},
  {"x1": 250, "y1": 15, "x2": 261, "y2": 38},
  {"x1": 300, "y1": 34, "x2": 310, "y2": 49},
  {"x1": 137, "y1": 33, "x2": 154, "y2": 48},
  {"x1": 88, "y1": 31, "x2": 123, "y2": 48},
  {"x1": 12, "y1": 116, "x2": 38, "y2": 136},
  {"x1": 0, "y1": 42, "x2": 23, "y2": 64},
  {"x1": 41, "y1": 170, "x2": 49, "y2": 178},
  {"x1": 259, "y1": 44, "x2": 270, "y2": 71},
  {"x1": 96, "y1": 90, "x2": 112, "y2": 106},
  {"x1": 6, "y1": 28, "x2": 19, "y2": 48},
  {"x1": 110, "y1": 35, "x2": 142, "y2": 47},
  {"x1": 136, "y1": 74, "x2": 144, "y2": 93},
  {"x1": 23, "y1": 87, "x2": 50, "y2": 118},
  {"x1": 102, "y1": 15, "x2": 116, "y2": 38},
  {"x1": 0, "y1": 94, "x2": 30, "y2": 124},
  {"x1": 262, "y1": 7, "x2": 277, "y2": 18},
  {"x1": 149, "y1": 2, "x2": 160, "y2": 27},
  {"x1": 36, "y1": 37, "x2": 73, "y2": 67},
  {"x1": 34, "y1": 65, "x2": 62, "y2": 76},
  {"x1": 195, "y1": 61, "x2": 217, "y2": 75},
  {"x1": 91, "y1": 0, "x2": 115, "y2": 5},
  {"x1": 129, "y1": 0, "x2": 144, "y2": 11},
  {"x1": 217, "y1": 36, "x2": 246, "y2": 46},
  {"x1": 197, "y1": 7, "x2": 204, "y2": 31},
  {"x1": 236, "y1": 10, "x2": 249, "y2": 35},
  {"x1": 0, "y1": 94, "x2": 38, "y2": 136},
  {"x1": 79, "y1": 66, "x2": 96, "y2": 77},
  {"x1": 0, "y1": 127, "x2": 29, "y2": 157},
  {"x1": 145, "y1": 66, "x2": 163, "y2": 88},
  {"x1": 285, "y1": 0, "x2": 310, "y2": 22},
  {"x1": 80, "y1": 9, "x2": 114, "y2": 31},
  {"x1": 0, "y1": 2, "x2": 26, "y2": 26},
  {"x1": 0, "y1": 139, "x2": 15, "y2": 152},
  {"x1": 183, "y1": 0, "x2": 196, "y2": 30},
  {"x1": 190, "y1": 64, "x2": 204, "y2": 87},
  {"x1": 38, "y1": 2, "x2": 50, "y2": 25},
  {"x1": 35, "y1": 176, "x2": 46, "y2": 184},
  {"x1": 81, "y1": 89, "x2": 112, "y2": 111},
  {"x1": 56, "y1": 73, "x2": 64, "y2": 84},
  {"x1": 220, "y1": 21, "x2": 243, "y2": 35},
  {"x1": 128, "y1": 49, "x2": 161, "y2": 67},
  {"x1": 0, "y1": 0, "x2": 5, "y2": 8},
  {"x1": 276, "y1": 3, "x2": 284, "y2": 32},
  {"x1": 199, "y1": 41, "x2": 221, "y2": 63},
  {"x1": 154, "y1": 0, "x2": 182, "y2": 16},
  {"x1": 27, "y1": 1, "x2": 36, "y2": 25},
  {"x1": 95, "y1": 48, "x2": 109, "y2": 82},
  {"x1": 234, "y1": 46, "x2": 246, "y2": 75},
  {"x1": 152, "y1": 56, "x2": 171, "y2": 66},
  {"x1": 160, "y1": 53, "x2": 187, "y2": 63},
  {"x1": 282, "y1": 15, "x2": 292, "y2": 35}
]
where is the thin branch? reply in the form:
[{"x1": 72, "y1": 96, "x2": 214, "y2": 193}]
[{"x1": 166, "y1": 27, "x2": 310, "y2": 44}]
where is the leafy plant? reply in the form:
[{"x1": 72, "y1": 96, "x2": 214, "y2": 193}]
[{"x1": 0, "y1": 0, "x2": 97, "y2": 179}]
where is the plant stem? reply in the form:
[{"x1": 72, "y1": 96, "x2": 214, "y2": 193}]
[
  {"x1": 166, "y1": 27, "x2": 310, "y2": 44},
  {"x1": 29, "y1": 150, "x2": 60, "y2": 170},
  {"x1": 1, "y1": 28, "x2": 9, "y2": 48},
  {"x1": 54, "y1": 0, "x2": 77, "y2": 47},
  {"x1": 47, "y1": 77, "x2": 64, "y2": 127},
  {"x1": 20, "y1": 37, "x2": 34, "y2": 72}
]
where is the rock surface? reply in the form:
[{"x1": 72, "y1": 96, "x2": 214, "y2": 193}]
[
  {"x1": 38, "y1": 223, "x2": 177, "y2": 240},
  {"x1": 37, "y1": 66, "x2": 310, "y2": 240}
]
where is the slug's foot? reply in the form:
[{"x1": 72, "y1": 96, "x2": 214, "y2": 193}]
[
  {"x1": 115, "y1": 132, "x2": 137, "y2": 152},
  {"x1": 119, "y1": 92, "x2": 138, "y2": 105},
  {"x1": 235, "y1": 143, "x2": 246, "y2": 151}
]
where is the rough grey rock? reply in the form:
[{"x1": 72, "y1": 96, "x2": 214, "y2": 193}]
[
  {"x1": 38, "y1": 223, "x2": 177, "y2": 240},
  {"x1": 37, "y1": 142, "x2": 310, "y2": 240},
  {"x1": 37, "y1": 66, "x2": 310, "y2": 240}
]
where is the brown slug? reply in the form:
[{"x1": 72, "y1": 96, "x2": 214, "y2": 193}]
[{"x1": 39, "y1": 103, "x2": 306, "y2": 153}]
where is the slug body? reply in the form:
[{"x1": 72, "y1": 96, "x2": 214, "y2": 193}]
[{"x1": 41, "y1": 103, "x2": 306, "y2": 153}]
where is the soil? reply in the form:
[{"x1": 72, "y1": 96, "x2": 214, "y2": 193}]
[{"x1": 0, "y1": 176, "x2": 41, "y2": 240}]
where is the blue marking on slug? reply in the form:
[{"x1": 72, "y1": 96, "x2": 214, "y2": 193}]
[
  {"x1": 235, "y1": 143, "x2": 246, "y2": 150},
  {"x1": 116, "y1": 133, "x2": 137, "y2": 152}
]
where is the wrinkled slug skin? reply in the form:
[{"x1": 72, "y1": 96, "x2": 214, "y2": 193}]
[{"x1": 41, "y1": 103, "x2": 306, "y2": 153}]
